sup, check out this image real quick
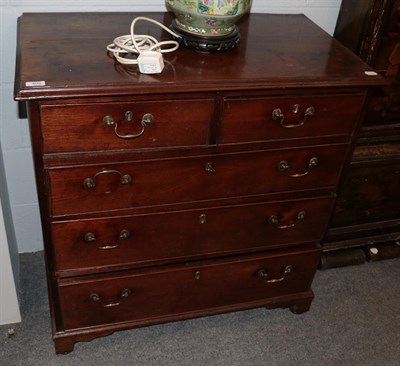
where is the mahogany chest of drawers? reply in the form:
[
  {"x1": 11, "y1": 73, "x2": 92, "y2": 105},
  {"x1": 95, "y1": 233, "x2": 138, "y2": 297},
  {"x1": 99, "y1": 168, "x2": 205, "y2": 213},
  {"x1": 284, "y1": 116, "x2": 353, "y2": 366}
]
[{"x1": 14, "y1": 12, "x2": 384, "y2": 354}]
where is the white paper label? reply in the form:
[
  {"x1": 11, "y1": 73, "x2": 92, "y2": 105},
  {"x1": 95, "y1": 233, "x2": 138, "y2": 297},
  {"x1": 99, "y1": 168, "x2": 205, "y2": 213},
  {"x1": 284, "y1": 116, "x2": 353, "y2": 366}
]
[
  {"x1": 25, "y1": 81, "x2": 46, "y2": 87},
  {"x1": 370, "y1": 247, "x2": 379, "y2": 255},
  {"x1": 364, "y1": 71, "x2": 378, "y2": 76}
]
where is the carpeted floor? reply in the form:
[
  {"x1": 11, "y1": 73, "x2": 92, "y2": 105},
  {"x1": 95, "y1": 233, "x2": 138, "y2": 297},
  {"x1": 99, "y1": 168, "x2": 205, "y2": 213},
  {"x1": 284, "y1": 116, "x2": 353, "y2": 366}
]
[{"x1": 1, "y1": 252, "x2": 399, "y2": 366}]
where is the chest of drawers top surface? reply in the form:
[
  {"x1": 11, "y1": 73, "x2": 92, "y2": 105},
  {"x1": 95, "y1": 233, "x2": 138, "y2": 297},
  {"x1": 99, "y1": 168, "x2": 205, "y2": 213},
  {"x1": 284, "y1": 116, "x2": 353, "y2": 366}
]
[{"x1": 14, "y1": 12, "x2": 384, "y2": 101}]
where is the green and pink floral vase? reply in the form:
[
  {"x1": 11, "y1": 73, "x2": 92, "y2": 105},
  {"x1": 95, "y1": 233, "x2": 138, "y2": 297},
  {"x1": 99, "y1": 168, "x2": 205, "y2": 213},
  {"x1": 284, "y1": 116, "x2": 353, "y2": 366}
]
[{"x1": 166, "y1": 0, "x2": 253, "y2": 51}]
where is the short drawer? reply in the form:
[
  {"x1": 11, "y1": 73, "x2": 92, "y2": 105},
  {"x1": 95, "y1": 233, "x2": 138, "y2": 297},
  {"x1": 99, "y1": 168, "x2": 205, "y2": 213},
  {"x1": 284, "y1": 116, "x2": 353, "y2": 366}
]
[
  {"x1": 58, "y1": 247, "x2": 320, "y2": 331},
  {"x1": 40, "y1": 98, "x2": 214, "y2": 153},
  {"x1": 220, "y1": 94, "x2": 365, "y2": 144},
  {"x1": 48, "y1": 144, "x2": 347, "y2": 216},
  {"x1": 52, "y1": 195, "x2": 335, "y2": 272}
]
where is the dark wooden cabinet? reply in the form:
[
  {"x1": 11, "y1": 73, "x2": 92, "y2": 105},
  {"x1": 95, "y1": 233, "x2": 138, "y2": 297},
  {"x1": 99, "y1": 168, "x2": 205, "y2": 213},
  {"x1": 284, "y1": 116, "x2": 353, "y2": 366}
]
[
  {"x1": 14, "y1": 12, "x2": 383, "y2": 353},
  {"x1": 322, "y1": 0, "x2": 400, "y2": 267}
]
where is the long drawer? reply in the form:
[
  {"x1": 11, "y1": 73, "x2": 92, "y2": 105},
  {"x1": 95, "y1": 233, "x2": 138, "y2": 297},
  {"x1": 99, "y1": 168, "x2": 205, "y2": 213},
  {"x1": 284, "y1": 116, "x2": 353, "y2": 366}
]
[
  {"x1": 39, "y1": 98, "x2": 214, "y2": 153},
  {"x1": 58, "y1": 246, "x2": 320, "y2": 331},
  {"x1": 220, "y1": 94, "x2": 365, "y2": 144},
  {"x1": 52, "y1": 195, "x2": 335, "y2": 272},
  {"x1": 48, "y1": 144, "x2": 347, "y2": 216}
]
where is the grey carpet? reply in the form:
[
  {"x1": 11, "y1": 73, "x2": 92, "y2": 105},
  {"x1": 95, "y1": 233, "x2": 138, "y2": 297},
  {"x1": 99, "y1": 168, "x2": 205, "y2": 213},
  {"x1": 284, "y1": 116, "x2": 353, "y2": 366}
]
[{"x1": 1, "y1": 252, "x2": 399, "y2": 366}]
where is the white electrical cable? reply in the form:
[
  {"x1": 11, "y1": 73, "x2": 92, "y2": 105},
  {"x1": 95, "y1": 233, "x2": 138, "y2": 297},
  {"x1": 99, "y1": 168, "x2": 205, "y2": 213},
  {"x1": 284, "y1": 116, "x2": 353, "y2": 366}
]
[{"x1": 106, "y1": 16, "x2": 181, "y2": 65}]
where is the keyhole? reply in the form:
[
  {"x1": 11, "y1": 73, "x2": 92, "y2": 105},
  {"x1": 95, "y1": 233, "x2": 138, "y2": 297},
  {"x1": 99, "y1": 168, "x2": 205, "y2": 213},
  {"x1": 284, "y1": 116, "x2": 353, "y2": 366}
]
[
  {"x1": 199, "y1": 214, "x2": 206, "y2": 224},
  {"x1": 292, "y1": 104, "x2": 300, "y2": 113},
  {"x1": 125, "y1": 111, "x2": 133, "y2": 122}
]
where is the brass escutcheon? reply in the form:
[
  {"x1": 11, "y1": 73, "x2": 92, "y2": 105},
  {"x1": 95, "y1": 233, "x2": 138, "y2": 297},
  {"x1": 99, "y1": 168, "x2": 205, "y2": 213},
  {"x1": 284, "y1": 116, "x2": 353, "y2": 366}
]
[
  {"x1": 204, "y1": 162, "x2": 216, "y2": 174},
  {"x1": 199, "y1": 214, "x2": 207, "y2": 224}
]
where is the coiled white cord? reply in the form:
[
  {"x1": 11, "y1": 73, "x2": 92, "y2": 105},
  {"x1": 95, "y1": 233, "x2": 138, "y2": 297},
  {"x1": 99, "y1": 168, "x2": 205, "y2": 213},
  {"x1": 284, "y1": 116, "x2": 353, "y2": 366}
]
[{"x1": 106, "y1": 16, "x2": 181, "y2": 66}]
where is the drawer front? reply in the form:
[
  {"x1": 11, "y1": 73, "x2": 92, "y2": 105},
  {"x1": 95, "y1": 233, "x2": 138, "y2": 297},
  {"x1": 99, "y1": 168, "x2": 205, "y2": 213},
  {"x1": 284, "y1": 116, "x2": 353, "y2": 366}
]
[
  {"x1": 58, "y1": 247, "x2": 320, "y2": 330},
  {"x1": 52, "y1": 195, "x2": 335, "y2": 272},
  {"x1": 40, "y1": 98, "x2": 214, "y2": 153},
  {"x1": 220, "y1": 94, "x2": 365, "y2": 144},
  {"x1": 48, "y1": 144, "x2": 347, "y2": 216}
]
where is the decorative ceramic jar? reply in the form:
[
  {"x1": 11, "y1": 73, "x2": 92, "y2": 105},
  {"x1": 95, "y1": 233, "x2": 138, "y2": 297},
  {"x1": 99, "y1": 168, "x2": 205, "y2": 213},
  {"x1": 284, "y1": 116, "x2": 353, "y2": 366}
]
[{"x1": 166, "y1": 0, "x2": 253, "y2": 51}]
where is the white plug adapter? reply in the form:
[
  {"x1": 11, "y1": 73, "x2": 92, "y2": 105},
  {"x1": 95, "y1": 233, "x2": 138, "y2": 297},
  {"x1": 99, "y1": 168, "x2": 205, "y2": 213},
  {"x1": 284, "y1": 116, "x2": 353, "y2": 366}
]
[{"x1": 137, "y1": 50, "x2": 164, "y2": 74}]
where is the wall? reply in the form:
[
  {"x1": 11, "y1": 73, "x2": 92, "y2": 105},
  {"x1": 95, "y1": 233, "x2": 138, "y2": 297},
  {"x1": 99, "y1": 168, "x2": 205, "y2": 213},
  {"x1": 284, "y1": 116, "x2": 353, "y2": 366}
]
[
  {"x1": 0, "y1": 0, "x2": 342, "y2": 253},
  {"x1": 0, "y1": 193, "x2": 21, "y2": 325}
]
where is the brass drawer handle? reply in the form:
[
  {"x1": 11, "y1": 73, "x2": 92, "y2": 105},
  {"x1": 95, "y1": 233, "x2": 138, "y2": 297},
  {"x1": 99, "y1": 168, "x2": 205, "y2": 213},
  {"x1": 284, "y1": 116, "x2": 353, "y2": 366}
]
[
  {"x1": 89, "y1": 288, "x2": 132, "y2": 307},
  {"x1": 83, "y1": 169, "x2": 132, "y2": 189},
  {"x1": 278, "y1": 157, "x2": 318, "y2": 177},
  {"x1": 257, "y1": 265, "x2": 292, "y2": 283},
  {"x1": 268, "y1": 211, "x2": 306, "y2": 229},
  {"x1": 272, "y1": 106, "x2": 315, "y2": 128},
  {"x1": 103, "y1": 113, "x2": 154, "y2": 139},
  {"x1": 84, "y1": 229, "x2": 131, "y2": 250}
]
